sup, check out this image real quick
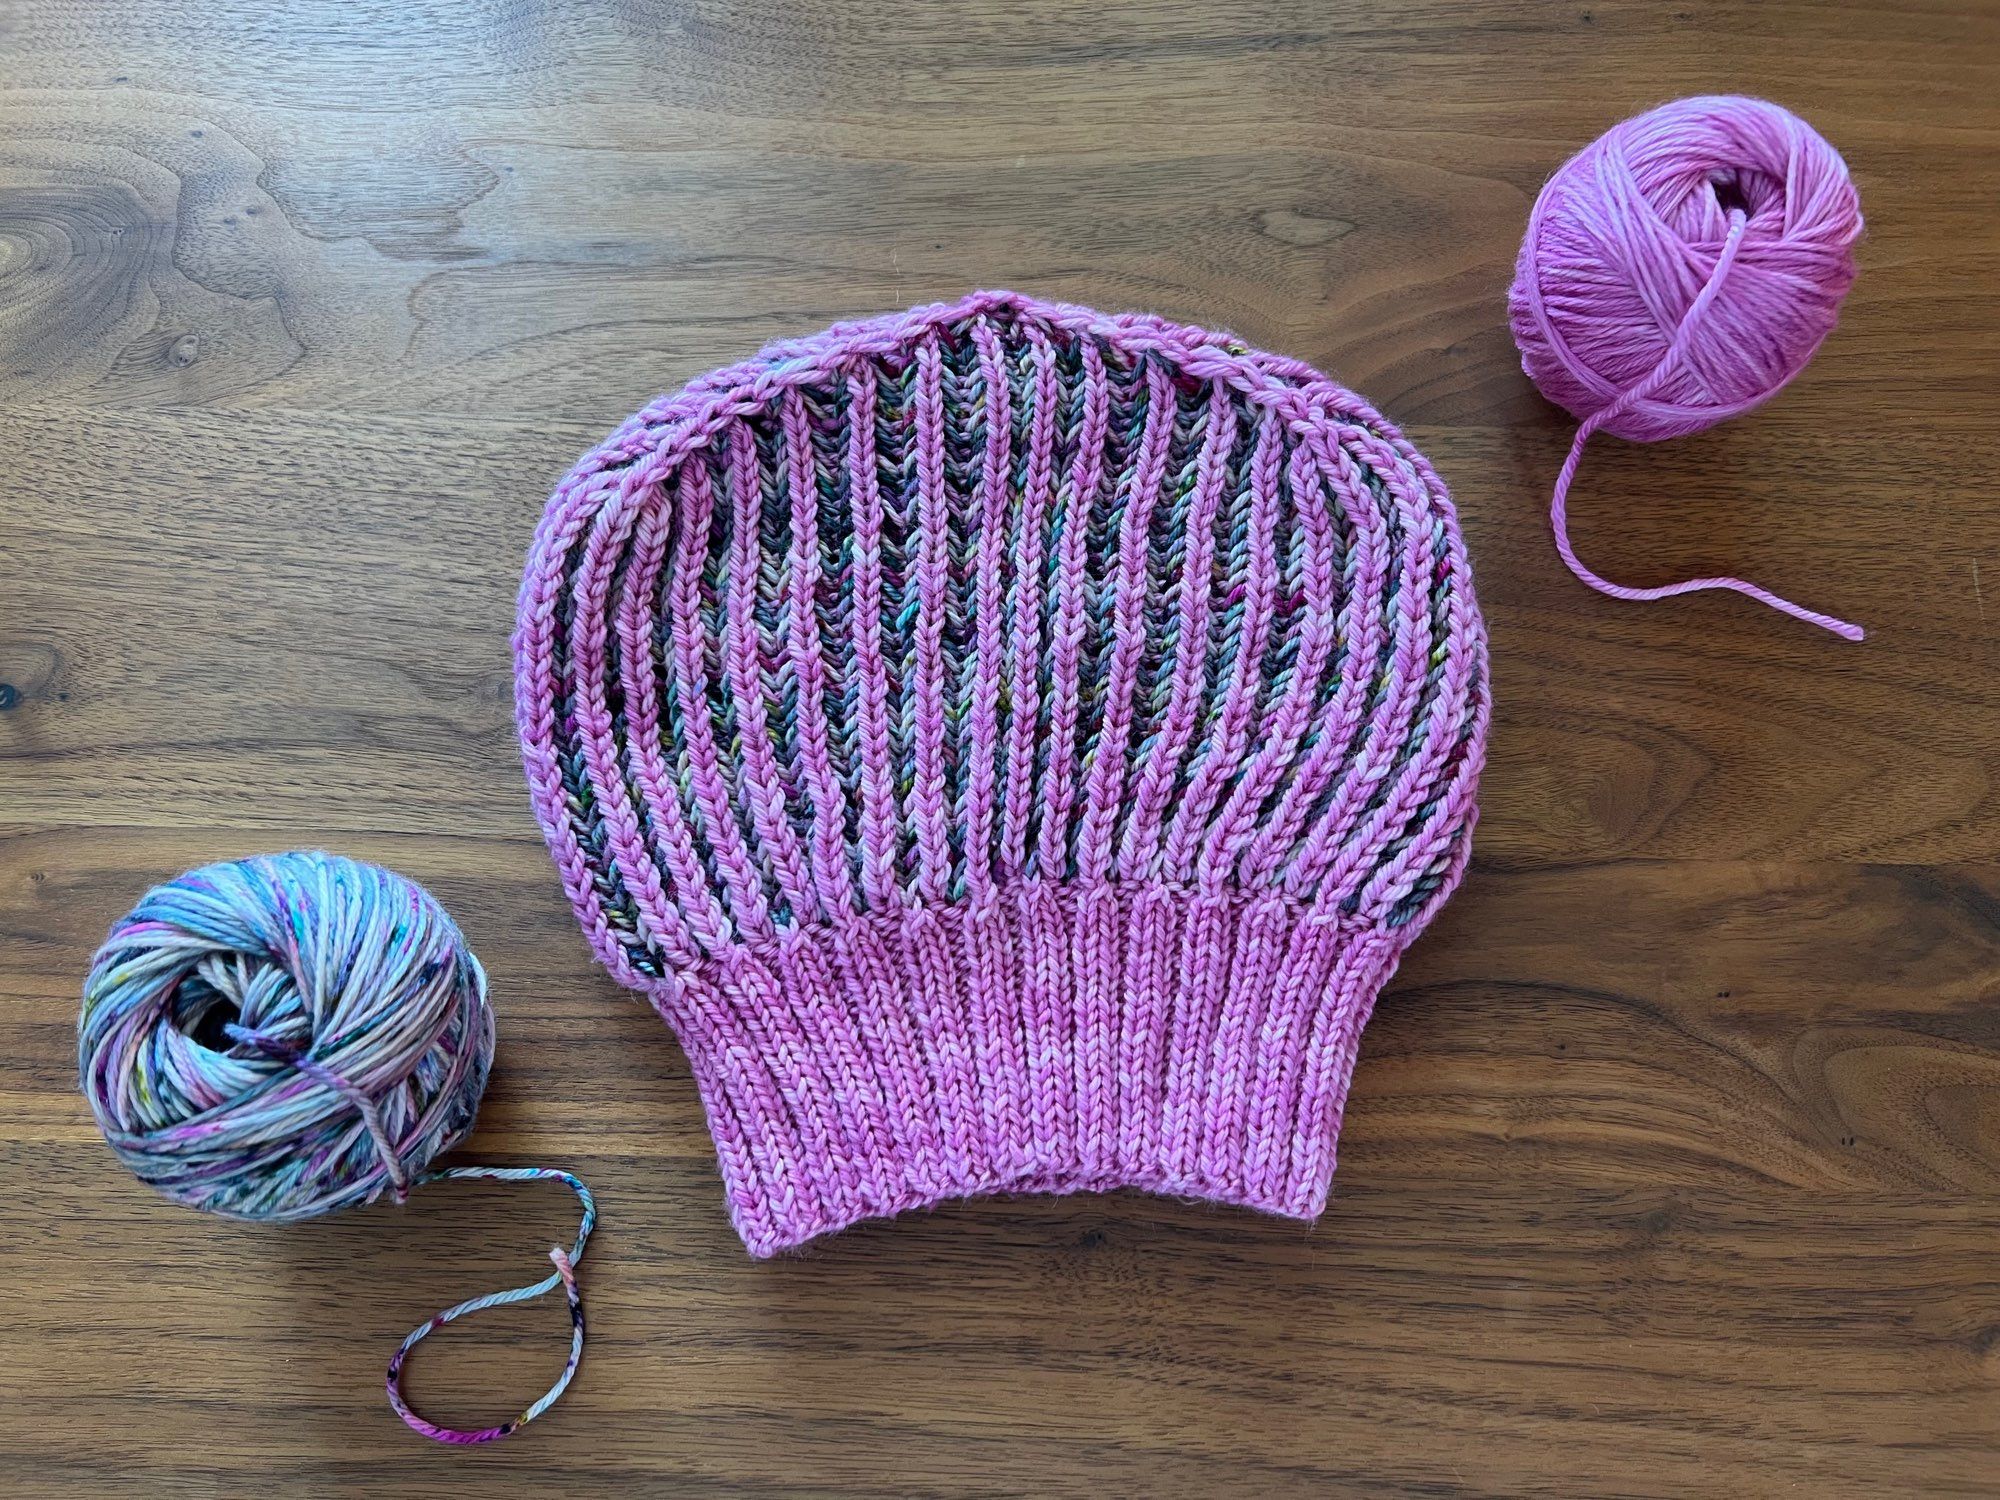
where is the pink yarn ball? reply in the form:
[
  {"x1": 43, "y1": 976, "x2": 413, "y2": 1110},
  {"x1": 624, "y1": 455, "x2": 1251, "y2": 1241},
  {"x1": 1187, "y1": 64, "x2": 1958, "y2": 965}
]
[{"x1": 1509, "y1": 95, "x2": 1862, "y2": 443}]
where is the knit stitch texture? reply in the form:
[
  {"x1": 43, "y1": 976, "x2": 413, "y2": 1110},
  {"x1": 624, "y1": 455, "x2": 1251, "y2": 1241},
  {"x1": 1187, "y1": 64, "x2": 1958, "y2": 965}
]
[{"x1": 515, "y1": 290, "x2": 1489, "y2": 1256}]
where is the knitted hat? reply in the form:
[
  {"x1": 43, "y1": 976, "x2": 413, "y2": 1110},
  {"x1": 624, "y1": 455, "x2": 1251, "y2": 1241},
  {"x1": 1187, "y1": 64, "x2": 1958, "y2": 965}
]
[{"x1": 515, "y1": 290, "x2": 1488, "y2": 1256}]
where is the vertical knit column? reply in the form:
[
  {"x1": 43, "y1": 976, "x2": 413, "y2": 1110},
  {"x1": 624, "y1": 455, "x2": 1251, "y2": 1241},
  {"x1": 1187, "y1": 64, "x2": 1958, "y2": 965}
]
[
  {"x1": 1159, "y1": 890, "x2": 1236, "y2": 1179},
  {"x1": 1034, "y1": 339, "x2": 1110, "y2": 880},
  {"x1": 723, "y1": 425, "x2": 817, "y2": 927},
  {"x1": 1113, "y1": 884, "x2": 1176, "y2": 1176},
  {"x1": 961, "y1": 318, "x2": 1015, "y2": 899},
  {"x1": 844, "y1": 364, "x2": 902, "y2": 913},
  {"x1": 1018, "y1": 880, "x2": 1078, "y2": 1174},
  {"x1": 996, "y1": 329, "x2": 1061, "y2": 883},
  {"x1": 965, "y1": 897, "x2": 1030, "y2": 1176},
  {"x1": 779, "y1": 389, "x2": 856, "y2": 925}
]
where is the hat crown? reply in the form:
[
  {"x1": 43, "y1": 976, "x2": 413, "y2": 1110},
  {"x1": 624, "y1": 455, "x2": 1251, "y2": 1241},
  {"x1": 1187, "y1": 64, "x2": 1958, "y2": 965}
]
[{"x1": 516, "y1": 290, "x2": 1488, "y2": 990}]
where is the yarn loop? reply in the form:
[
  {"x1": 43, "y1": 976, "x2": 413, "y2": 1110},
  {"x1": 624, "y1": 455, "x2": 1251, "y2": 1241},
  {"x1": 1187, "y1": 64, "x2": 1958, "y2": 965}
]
[
  {"x1": 77, "y1": 851, "x2": 592, "y2": 1445},
  {"x1": 1510, "y1": 95, "x2": 1865, "y2": 639}
]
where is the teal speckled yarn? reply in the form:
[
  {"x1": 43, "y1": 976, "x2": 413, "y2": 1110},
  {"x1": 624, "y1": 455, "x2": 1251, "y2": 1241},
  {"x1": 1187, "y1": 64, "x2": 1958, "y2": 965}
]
[{"x1": 78, "y1": 851, "x2": 594, "y2": 1446}]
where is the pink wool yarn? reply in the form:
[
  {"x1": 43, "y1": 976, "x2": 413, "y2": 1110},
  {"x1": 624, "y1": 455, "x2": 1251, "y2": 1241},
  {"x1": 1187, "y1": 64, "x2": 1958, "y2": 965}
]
[{"x1": 1509, "y1": 95, "x2": 1865, "y2": 640}]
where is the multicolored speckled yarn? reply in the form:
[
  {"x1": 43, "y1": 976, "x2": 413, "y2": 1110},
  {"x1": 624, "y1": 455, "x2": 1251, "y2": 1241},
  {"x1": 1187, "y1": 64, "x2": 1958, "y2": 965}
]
[
  {"x1": 516, "y1": 289, "x2": 1489, "y2": 1256},
  {"x1": 78, "y1": 851, "x2": 594, "y2": 1444}
]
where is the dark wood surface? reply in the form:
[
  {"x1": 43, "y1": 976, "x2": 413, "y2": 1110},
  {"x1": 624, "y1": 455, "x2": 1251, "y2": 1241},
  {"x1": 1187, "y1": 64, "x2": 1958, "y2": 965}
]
[{"x1": 3, "y1": 3, "x2": 1997, "y2": 1495}]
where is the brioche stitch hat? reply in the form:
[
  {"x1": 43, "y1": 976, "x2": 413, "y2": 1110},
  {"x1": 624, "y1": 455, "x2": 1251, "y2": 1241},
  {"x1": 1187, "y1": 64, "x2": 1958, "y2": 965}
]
[{"x1": 515, "y1": 290, "x2": 1489, "y2": 1256}]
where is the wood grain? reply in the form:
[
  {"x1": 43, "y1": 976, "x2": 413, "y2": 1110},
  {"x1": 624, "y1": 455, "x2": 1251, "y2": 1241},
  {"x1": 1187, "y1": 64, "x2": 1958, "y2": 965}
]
[{"x1": 3, "y1": 2, "x2": 1997, "y2": 1495}]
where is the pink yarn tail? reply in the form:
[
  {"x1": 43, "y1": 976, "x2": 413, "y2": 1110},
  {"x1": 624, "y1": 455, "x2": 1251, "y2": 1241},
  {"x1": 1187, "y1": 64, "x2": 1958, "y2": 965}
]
[{"x1": 1547, "y1": 210, "x2": 1865, "y2": 643}]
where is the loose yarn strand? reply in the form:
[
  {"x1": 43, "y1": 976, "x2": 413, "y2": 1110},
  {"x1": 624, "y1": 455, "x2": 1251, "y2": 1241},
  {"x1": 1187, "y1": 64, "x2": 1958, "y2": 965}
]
[
  {"x1": 1546, "y1": 208, "x2": 1864, "y2": 642},
  {"x1": 228, "y1": 1022, "x2": 595, "y2": 1446},
  {"x1": 385, "y1": 1166, "x2": 597, "y2": 1446}
]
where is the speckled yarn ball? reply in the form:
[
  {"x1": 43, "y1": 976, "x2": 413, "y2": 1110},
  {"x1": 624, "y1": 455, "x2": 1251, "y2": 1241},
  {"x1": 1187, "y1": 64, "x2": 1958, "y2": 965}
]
[
  {"x1": 78, "y1": 852, "x2": 494, "y2": 1222},
  {"x1": 1510, "y1": 95, "x2": 1862, "y2": 443}
]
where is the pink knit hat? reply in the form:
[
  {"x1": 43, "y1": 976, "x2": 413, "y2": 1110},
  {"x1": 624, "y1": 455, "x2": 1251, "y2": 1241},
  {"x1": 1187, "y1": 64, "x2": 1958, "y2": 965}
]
[{"x1": 515, "y1": 290, "x2": 1488, "y2": 1255}]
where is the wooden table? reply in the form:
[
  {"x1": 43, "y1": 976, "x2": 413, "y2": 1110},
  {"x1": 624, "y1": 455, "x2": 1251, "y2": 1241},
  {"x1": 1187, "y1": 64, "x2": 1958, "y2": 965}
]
[{"x1": 3, "y1": 3, "x2": 1996, "y2": 1495}]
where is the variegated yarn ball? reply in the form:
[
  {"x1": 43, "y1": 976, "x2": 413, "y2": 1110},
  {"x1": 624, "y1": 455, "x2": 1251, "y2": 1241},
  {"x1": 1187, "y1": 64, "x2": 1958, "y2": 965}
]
[
  {"x1": 78, "y1": 850, "x2": 493, "y2": 1220},
  {"x1": 77, "y1": 850, "x2": 593, "y2": 1446}
]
